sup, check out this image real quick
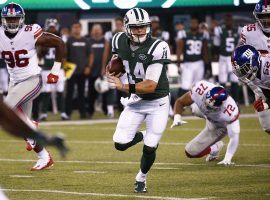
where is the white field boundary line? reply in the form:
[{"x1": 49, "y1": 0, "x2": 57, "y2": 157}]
[
  {"x1": 36, "y1": 114, "x2": 258, "y2": 126},
  {"x1": 0, "y1": 158, "x2": 269, "y2": 168},
  {"x1": 39, "y1": 126, "x2": 264, "y2": 133},
  {"x1": 9, "y1": 175, "x2": 34, "y2": 178},
  {"x1": 73, "y1": 170, "x2": 106, "y2": 174},
  {"x1": 2, "y1": 189, "x2": 213, "y2": 200},
  {"x1": 0, "y1": 139, "x2": 269, "y2": 147}
]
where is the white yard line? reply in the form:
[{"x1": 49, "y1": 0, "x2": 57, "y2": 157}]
[
  {"x1": 40, "y1": 126, "x2": 264, "y2": 133},
  {"x1": 73, "y1": 170, "x2": 106, "y2": 174},
  {"x1": 9, "y1": 175, "x2": 34, "y2": 178},
  {"x1": 0, "y1": 139, "x2": 269, "y2": 147},
  {"x1": 37, "y1": 114, "x2": 258, "y2": 126},
  {"x1": 153, "y1": 167, "x2": 180, "y2": 170},
  {"x1": 2, "y1": 189, "x2": 213, "y2": 200},
  {"x1": 0, "y1": 158, "x2": 269, "y2": 168}
]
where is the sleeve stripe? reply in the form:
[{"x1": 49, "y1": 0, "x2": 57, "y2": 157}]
[
  {"x1": 149, "y1": 40, "x2": 162, "y2": 56},
  {"x1": 115, "y1": 32, "x2": 124, "y2": 49},
  {"x1": 240, "y1": 33, "x2": 246, "y2": 43},
  {"x1": 34, "y1": 29, "x2": 43, "y2": 39},
  {"x1": 147, "y1": 39, "x2": 160, "y2": 54},
  {"x1": 112, "y1": 33, "x2": 119, "y2": 50},
  {"x1": 34, "y1": 28, "x2": 42, "y2": 34}
]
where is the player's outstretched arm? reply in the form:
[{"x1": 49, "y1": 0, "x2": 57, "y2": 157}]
[
  {"x1": 0, "y1": 101, "x2": 68, "y2": 157},
  {"x1": 218, "y1": 120, "x2": 240, "y2": 165},
  {"x1": 170, "y1": 92, "x2": 192, "y2": 128}
]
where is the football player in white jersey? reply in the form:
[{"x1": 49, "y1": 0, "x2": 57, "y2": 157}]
[
  {"x1": 240, "y1": 0, "x2": 270, "y2": 55},
  {"x1": 171, "y1": 80, "x2": 240, "y2": 165},
  {"x1": 0, "y1": 3, "x2": 65, "y2": 170},
  {"x1": 232, "y1": 44, "x2": 270, "y2": 134}
]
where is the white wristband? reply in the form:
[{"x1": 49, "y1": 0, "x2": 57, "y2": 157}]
[{"x1": 51, "y1": 61, "x2": 62, "y2": 75}]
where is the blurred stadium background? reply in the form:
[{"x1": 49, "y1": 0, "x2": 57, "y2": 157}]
[{"x1": 0, "y1": 0, "x2": 262, "y2": 121}]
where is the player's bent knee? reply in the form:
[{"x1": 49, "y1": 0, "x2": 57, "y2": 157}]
[
  {"x1": 114, "y1": 142, "x2": 130, "y2": 151},
  {"x1": 185, "y1": 145, "x2": 200, "y2": 158},
  {"x1": 185, "y1": 146, "x2": 210, "y2": 158},
  {"x1": 143, "y1": 145, "x2": 157, "y2": 155},
  {"x1": 185, "y1": 150, "x2": 195, "y2": 158}
]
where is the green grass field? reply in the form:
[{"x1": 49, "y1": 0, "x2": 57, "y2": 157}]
[{"x1": 0, "y1": 116, "x2": 269, "y2": 200}]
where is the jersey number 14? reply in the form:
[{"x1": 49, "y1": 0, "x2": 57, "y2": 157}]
[{"x1": 123, "y1": 60, "x2": 145, "y2": 83}]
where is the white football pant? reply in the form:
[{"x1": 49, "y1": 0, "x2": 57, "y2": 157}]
[
  {"x1": 181, "y1": 60, "x2": 204, "y2": 90},
  {"x1": 113, "y1": 95, "x2": 170, "y2": 147}
]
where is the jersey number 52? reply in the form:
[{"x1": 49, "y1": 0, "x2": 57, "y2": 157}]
[{"x1": 1, "y1": 50, "x2": 29, "y2": 68}]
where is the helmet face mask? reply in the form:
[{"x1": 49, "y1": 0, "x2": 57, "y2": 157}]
[
  {"x1": 232, "y1": 62, "x2": 258, "y2": 83},
  {"x1": 2, "y1": 17, "x2": 24, "y2": 34},
  {"x1": 124, "y1": 8, "x2": 152, "y2": 45},
  {"x1": 126, "y1": 24, "x2": 151, "y2": 44},
  {"x1": 254, "y1": 0, "x2": 270, "y2": 33},
  {"x1": 232, "y1": 45, "x2": 261, "y2": 83},
  {"x1": 254, "y1": 12, "x2": 270, "y2": 33},
  {"x1": 1, "y1": 3, "x2": 25, "y2": 34}
]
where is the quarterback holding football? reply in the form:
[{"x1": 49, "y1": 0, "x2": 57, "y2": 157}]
[
  {"x1": 0, "y1": 3, "x2": 65, "y2": 170},
  {"x1": 107, "y1": 8, "x2": 170, "y2": 192},
  {"x1": 172, "y1": 80, "x2": 240, "y2": 165}
]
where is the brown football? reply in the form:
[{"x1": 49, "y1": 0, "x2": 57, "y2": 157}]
[{"x1": 108, "y1": 55, "x2": 125, "y2": 75}]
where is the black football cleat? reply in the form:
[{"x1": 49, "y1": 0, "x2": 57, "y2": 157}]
[{"x1": 134, "y1": 181, "x2": 147, "y2": 193}]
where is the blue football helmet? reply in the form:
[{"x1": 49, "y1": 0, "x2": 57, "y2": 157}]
[
  {"x1": 231, "y1": 45, "x2": 261, "y2": 83},
  {"x1": 254, "y1": 0, "x2": 270, "y2": 33},
  {"x1": 205, "y1": 86, "x2": 228, "y2": 110},
  {"x1": 1, "y1": 3, "x2": 25, "y2": 33}
]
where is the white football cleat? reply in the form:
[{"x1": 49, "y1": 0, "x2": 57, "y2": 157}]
[
  {"x1": 206, "y1": 141, "x2": 224, "y2": 162},
  {"x1": 31, "y1": 153, "x2": 54, "y2": 171}
]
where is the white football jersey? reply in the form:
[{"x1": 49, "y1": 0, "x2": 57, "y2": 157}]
[
  {"x1": 0, "y1": 24, "x2": 42, "y2": 84},
  {"x1": 241, "y1": 22, "x2": 270, "y2": 55},
  {"x1": 250, "y1": 55, "x2": 270, "y2": 90},
  {"x1": 190, "y1": 80, "x2": 239, "y2": 127}
]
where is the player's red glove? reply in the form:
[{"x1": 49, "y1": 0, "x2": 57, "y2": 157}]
[
  {"x1": 253, "y1": 98, "x2": 265, "y2": 112},
  {"x1": 47, "y1": 73, "x2": 59, "y2": 84}
]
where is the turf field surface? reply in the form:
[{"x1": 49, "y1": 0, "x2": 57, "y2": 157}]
[{"x1": 0, "y1": 116, "x2": 269, "y2": 200}]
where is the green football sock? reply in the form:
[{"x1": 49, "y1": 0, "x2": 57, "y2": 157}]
[{"x1": 140, "y1": 146, "x2": 156, "y2": 174}]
